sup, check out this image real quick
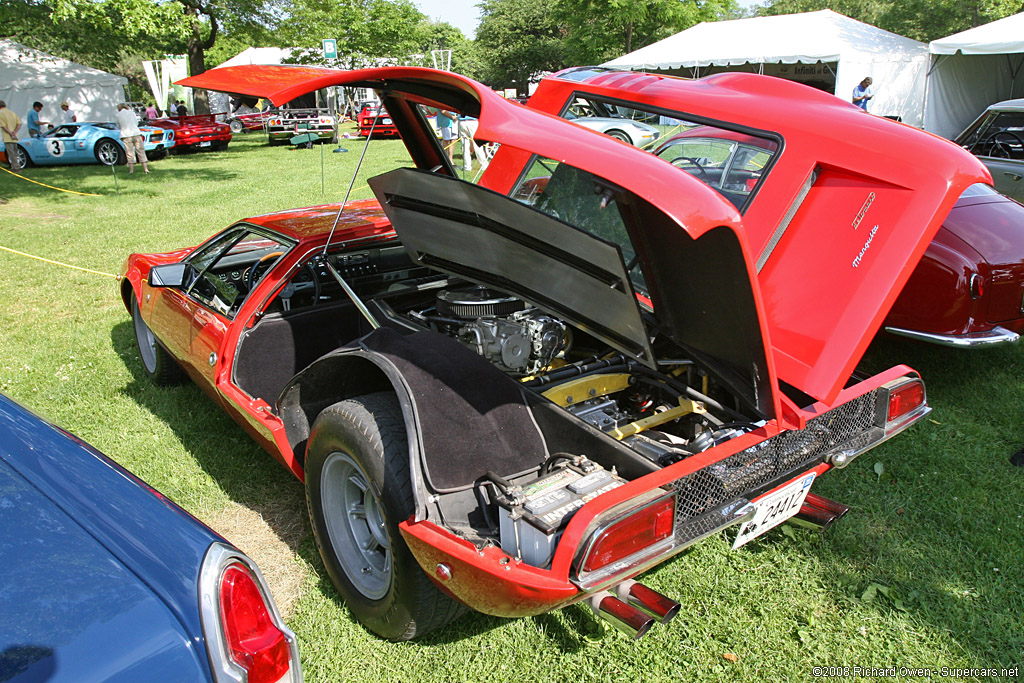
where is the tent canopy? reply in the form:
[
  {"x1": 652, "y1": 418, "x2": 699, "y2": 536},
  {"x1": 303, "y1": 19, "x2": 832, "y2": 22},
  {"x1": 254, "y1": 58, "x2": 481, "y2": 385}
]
[
  {"x1": 0, "y1": 40, "x2": 127, "y2": 123},
  {"x1": 603, "y1": 9, "x2": 929, "y2": 126},
  {"x1": 925, "y1": 13, "x2": 1024, "y2": 139}
]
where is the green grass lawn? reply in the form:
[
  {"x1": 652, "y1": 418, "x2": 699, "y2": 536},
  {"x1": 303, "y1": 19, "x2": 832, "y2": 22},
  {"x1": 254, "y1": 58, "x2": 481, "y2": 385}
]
[{"x1": 1, "y1": 133, "x2": 1021, "y2": 682}]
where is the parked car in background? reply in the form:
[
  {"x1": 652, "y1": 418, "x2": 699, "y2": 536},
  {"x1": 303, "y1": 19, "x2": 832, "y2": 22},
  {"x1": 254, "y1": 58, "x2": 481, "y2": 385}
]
[
  {"x1": 650, "y1": 126, "x2": 1024, "y2": 347},
  {"x1": 0, "y1": 393, "x2": 301, "y2": 683},
  {"x1": 266, "y1": 108, "x2": 335, "y2": 145},
  {"x1": 5, "y1": 122, "x2": 173, "y2": 168},
  {"x1": 357, "y1": 103, "x2": 399, "y2": 138},
  {"x1": 147, "y1": 114, "x2": 231, "y2": 152},
  {"x1": 226, "y1": 109, "x2": 275, "y2": 134},
  {"x1": 956, "y1": 99, "x2": 1024, "y2": 201},
  {"x1": 886, "y1": 183, "x2": 1024, "y2": 346},
  {"x1": 950, "y1": 98, "x2": 1024, "y2": 200}
]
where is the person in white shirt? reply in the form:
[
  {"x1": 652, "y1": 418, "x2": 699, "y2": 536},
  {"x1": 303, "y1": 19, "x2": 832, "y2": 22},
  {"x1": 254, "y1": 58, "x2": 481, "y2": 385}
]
[
  {"x1": 116, "y1": 103, "x2": 149, "y2": 174},
  {"x1": 60, "y1": 102, "x2": 77, "y2": 123}
]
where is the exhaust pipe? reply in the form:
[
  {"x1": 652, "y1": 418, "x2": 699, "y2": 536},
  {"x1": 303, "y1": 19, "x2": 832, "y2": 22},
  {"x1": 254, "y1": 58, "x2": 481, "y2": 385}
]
[
  {"x1": 789, "y1": 492, "x2": 850, "y2": 532},
  {"x1": 615, "y1": 580, "x2": 680, "y2": 624},
  {"x1": 588, "y1": 591, "x2": 655, "y2": 639}
]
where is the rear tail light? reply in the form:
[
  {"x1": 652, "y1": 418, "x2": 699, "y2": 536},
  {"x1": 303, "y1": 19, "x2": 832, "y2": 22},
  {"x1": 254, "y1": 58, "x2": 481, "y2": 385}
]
[
  {"x1": 969, "y1": 273, "x2": 985, "y2": 299},
  {"x1": 581, "y1": 495, "x2": 675, "y2": 573},
  {"x1": 200, "y1": 543, "x2": 301, "y2": 683},
  {"x1": 887, "y1": 379, "x2": 925, "y2": 423}
]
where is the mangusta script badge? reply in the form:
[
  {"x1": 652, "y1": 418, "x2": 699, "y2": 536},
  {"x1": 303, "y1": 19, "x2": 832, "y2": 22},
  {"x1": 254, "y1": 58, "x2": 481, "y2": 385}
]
[{"x1": 853, "y1": 224, "x2": 880, "y2": 268}]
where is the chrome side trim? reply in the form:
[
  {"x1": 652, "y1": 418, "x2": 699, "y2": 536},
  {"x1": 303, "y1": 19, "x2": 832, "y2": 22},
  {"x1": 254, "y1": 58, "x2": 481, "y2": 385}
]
[{"x1": 884, "y1": 325, "x2": 1020, "y2": 347}]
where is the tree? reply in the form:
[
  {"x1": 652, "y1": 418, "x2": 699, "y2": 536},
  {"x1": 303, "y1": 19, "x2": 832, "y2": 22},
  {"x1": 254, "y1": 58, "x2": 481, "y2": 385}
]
[
  {"x1": 556, "y1": 0, "x2": 737, "y2": 65},
  {"x1": 756, "y1": 0, "x2": 1024, "y2": 42},
  {"x1": 46, "y1": 0, "x2": 281, "y2": 113},
  {"x1": 475, "y1": 0, "x2": 567, "y2": 94}
]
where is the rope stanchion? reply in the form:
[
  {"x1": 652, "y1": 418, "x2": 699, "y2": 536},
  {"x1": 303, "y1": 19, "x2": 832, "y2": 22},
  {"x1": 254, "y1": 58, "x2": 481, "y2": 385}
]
[
  {"x1": 0, "y1": 244, "x2": 120, "y2": 280},
  {"x1": 0, "y1": 166, "x2": 103, "y2": 197}
]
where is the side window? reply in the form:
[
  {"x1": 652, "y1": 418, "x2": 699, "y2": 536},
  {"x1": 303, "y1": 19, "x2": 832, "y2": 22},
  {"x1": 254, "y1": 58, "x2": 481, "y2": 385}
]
[
  {"x1": 975, "y1": 112, "x2": 1024, "y2": 159},
  {"x1": 186, "y1": 229, "x2": 292, "y2": 317},
  {"x1": 557, "y1": 93, "x2": 780, "y2": 212}
]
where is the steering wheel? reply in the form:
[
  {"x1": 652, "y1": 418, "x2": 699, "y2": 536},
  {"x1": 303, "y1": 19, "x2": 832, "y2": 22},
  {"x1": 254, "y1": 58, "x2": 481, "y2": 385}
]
[
  {"x1": 670, "y1": 156, "x2": 709, "y2": 180},
  {"x1": 245, "y1": 251, "x2": 284, "y2": 291},
  {"x1": 982, "y1": 131, "x2": 1024, "y2": 159},
  {"x1": 277, "y1": 262, "x2": 322, "y2": 311}
]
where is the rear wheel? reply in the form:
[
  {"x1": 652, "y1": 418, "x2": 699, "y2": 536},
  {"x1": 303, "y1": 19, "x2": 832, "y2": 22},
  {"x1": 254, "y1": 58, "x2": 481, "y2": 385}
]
[
  {"x1": 95, "y1": 139, "x2": 126, "y2": 166},
  {"x1": 131, "y1": 295, "x2": 185, "y2": 385},
  {"x1": 229, "y1": 119, "x2": 244, "y2": 134},
  {"x1": 305, "y1": 392, "x2": 464, "y2": 641}
]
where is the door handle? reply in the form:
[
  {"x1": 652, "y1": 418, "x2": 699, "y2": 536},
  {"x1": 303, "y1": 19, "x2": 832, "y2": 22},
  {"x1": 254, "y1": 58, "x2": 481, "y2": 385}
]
[{"x1": 1003, "y1": 172, "x2": 1023, "y2": 181}]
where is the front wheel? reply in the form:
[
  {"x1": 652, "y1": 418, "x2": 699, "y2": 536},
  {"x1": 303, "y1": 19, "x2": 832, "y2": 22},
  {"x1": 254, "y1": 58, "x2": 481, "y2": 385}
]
[
  {"x1": 229, "y1": 119, "x2": 244, "y2": 134},
  {"x1": 131, "y1": 295, "x2": 184, "y2": 385},
  {"x1": 604, "y1": 129, "x2": 631, "y2": 144},
  {"x1": 305, "y1": 392, "x2": 464, "y2": 641}
]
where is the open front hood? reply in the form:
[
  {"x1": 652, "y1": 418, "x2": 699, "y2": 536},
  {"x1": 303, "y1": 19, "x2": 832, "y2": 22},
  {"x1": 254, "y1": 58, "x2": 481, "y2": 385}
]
[{"x1": 181, "y1": 65, "x2": 989, "y2": 405}]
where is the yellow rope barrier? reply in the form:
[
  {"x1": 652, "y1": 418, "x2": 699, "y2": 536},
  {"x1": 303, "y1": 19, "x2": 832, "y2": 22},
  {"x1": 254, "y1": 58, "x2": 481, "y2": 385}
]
[
  {"x1": 0, "y1": 166, "x2": 103, "y2": 197},
  {"x1": 0, "y1": 244, "x2": 119, "y2": 280}
]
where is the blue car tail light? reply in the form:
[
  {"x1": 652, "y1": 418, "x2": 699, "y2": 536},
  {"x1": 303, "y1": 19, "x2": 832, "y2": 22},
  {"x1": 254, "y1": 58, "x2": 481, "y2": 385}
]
[{"x1": 199, "y1": 543, "x2": 302, "y2": 683}]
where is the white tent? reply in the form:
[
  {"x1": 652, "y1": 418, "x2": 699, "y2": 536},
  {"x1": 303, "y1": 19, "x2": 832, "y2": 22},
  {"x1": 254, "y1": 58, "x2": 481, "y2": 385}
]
[
  {"x1": 603, "y1": 10, "x2": 930, "y2": 126},
  {"x1": 0, "y1": 40, "x2": 127, "y2": 124},
  {"x1": 925, "y1": 13, "x2": 1024, "y2": 140}
]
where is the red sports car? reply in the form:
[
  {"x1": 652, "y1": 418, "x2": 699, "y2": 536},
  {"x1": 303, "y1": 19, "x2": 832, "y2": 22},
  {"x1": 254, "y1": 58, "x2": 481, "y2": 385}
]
[
  {"x1": 122, "y1": 65, "x2": 985, "y2": 641},
  {"x1": 147, "y1": 114, "x2": 232, "y2": 152},
  {"x1": 356, "y1": 103, "x2": 399, "y2": 138},
  {"x1": 650, "y1": 126, "x2": 1024, "y2": 347}
]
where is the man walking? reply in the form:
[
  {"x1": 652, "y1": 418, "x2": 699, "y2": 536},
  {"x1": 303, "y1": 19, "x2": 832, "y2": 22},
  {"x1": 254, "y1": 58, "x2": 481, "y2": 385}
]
[{"x1": 0, "y1": 101, "x2": 23, "y2": 172}]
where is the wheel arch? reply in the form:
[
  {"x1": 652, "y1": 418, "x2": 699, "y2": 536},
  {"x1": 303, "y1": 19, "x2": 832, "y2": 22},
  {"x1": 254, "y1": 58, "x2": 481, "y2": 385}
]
[{"x1": 279, "y1": 348, "x2": 431, "y2": 519}]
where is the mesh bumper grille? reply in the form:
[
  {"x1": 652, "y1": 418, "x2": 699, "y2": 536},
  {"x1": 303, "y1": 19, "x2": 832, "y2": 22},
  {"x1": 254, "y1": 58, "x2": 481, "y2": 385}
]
[{"x1": 672, "y1": 390, "x2": 880, "y2": 536}]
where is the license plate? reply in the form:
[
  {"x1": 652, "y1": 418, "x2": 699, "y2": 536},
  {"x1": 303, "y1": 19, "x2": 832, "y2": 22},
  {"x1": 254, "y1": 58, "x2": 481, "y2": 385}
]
[
  {"x1": 732, "y1": 472, "x2": 816, "y2": 549},
  {"x1": 198, "y1": 141, "x2": 211, "y2": 147},
  {"x1": 382, "y1": 118, "x2": 392, "y2": 125}
]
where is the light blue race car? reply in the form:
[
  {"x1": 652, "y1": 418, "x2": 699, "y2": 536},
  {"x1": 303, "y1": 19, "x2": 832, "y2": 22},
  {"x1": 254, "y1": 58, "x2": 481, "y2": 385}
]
[{"x1": 8, "y1": 122, "x2": 174, "y2": 168}]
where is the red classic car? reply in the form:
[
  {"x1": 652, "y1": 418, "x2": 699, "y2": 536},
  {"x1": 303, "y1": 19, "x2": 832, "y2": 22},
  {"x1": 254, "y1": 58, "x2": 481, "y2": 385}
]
[
  {"x1": 123, "y1": 65, "x2": 986, "y2": 641},
  {"x1": 147, "y1": 113, "x2": 232, "y2": 152},
  {"x1": 650, "y1": 126, "x2": 1024, "y2": 347}
]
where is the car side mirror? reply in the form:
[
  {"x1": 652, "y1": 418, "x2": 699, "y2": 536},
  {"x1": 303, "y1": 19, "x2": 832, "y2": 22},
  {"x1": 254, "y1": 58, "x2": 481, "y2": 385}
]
[{"x1": 149, "y1": 263, "x2": 189, "y2": 288}]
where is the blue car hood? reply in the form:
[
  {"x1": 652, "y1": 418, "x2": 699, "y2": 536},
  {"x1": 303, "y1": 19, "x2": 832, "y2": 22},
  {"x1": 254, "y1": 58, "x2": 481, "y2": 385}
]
[{"x1": 0, "y1": 397, "x2": 212, "y2": 682}]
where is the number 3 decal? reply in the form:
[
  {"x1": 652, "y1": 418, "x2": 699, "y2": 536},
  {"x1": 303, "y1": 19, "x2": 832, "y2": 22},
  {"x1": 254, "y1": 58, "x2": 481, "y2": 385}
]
[{"x1": 47, "y1": 139, "x2": 65, "y2": 157}]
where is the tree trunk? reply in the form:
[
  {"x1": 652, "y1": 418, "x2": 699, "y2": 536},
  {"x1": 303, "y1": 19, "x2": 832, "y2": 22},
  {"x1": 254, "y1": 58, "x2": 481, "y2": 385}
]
[{"x1": 187, "y1": 11, "x2": 210, "y2": 115}]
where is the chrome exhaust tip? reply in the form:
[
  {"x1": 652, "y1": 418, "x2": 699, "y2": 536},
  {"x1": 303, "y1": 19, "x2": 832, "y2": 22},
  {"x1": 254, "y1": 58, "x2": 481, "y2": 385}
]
[
  {"x1": 789, "y1": 492, "x2": 851, "y2": 532},
  {"x1": 615, "y1": 580, "x2": 680, "y2": 624},
  {"x1": 588, "y1": 591, "x2": 655, "y2": 639}
]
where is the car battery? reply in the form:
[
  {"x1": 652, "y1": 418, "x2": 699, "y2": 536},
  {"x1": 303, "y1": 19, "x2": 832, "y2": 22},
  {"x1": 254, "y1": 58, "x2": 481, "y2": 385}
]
[{"x1": 497, "y1": 458, "x2": 625, "y2": 568}]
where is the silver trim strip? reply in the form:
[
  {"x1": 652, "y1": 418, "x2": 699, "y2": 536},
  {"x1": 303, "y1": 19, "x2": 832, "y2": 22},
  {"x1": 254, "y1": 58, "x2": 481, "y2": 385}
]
[{"x1": 884, "y1": 325, "x2": 1019, "y2": 347}]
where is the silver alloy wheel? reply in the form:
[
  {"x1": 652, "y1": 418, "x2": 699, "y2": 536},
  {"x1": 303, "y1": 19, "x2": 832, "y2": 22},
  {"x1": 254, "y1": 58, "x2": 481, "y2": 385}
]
[
  {"x1": 321, "y1": 451, "x2": 391, "y2": 599},
  {"x1": 96, "y1": 140, "x2": 121, "y2": 165},
  {"x1": 14, "y1": 145, "x2": 28, "y2": 169},
  {"x1": 229, "y1": 119, "x2": 243, "y2": 134},
  {"x1": 132, "y1": 300, "x2": 158, "y2": 374}
]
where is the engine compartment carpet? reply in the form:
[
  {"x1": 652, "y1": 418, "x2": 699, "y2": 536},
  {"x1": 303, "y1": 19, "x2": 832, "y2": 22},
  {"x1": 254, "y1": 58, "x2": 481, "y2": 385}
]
[{"x1": 362, "y1": 326, "x2": 548, "y2": 492}]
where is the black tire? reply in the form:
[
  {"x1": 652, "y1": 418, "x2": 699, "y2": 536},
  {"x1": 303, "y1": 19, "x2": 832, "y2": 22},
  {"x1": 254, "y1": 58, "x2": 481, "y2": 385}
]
[
  {"x1": 131, "y1": 295, "x2": 185, "y2": 385},
  {"x1": 305, "y1": 392, "x2": 465, "y2": 641},
  {"x1": 95, "y1": 139, "x2": 126, "y2": 166},
  {"x1": 605, "y1": 129, "x2": 631, "y2": 144},
  {"x1": 229, "y1": 119, "x2": 244, "y2": 134},
  {"x1": 148, "y1": 148, "x2": 168, "y2": 161},
  {"x1": 213, "y1": 141, "x2": 229, "y2": 152},
  {"x1": 268, "y1": 135, "x2": 283, "y2": 146}
]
